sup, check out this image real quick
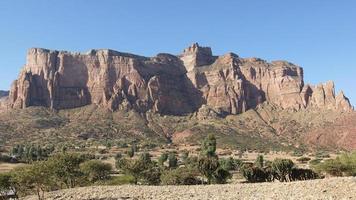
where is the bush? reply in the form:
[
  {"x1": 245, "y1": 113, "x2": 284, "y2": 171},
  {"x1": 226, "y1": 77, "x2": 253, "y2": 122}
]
[
  {"x1": 158, "y1": 152, "x2": 168, "y2": 166},
  {"x1": 296, "y1": 157, "x2": 311, "y2": 164},
  {"x1": 241, "y1": 165, "x2": 268, "y2": 183},
  {"x1": 309, "y1": 158, "x2": 322, "y2": 165},
  {"x1": 198, "y1": 156, "x2": 219, "y2": 184},
  {"x1": 315, "y1": 151, "x2": 330, "y2": 158},
  {"x1": 126, "y1": 148, "x2": 134, "y2": 158},
  {"x1": 271, "y1": 158, "x2": 294, "y2": 182},
  {"x1": 0, "y1": 153, "x2": 11, "y2": 163},
  {"x1": 0, "y1": 172, "x2": 17, "y2": 199},
  {"x1": 212, "y1": 167, "x2": 232, "y2": 184},
  {"x1": 114, "y1": 153, "x2": 122, "y2": 161},
  {"x1": 254, "y1": 155, "x2": 264, "y2": 168},
  {"x1": 185, "y1": 155, "x2": 199, "y2": 169},
  {"x1": 201, "y1": 134, "x2": 216, "y2": 157},
  {"x1": 116, "y1": 152, "x2": 161, "y2": 185},
  {"x1": 219, "y1": 157, "x2": 236, "y2": 171},
  {"x1": 290, "y1": 168, "x2": 320, "y2": 181},
  {"x1": 180, "y1": 150, "x2": 189, "y2": 164},
  {"x1": 168, "y1": 153, "x2": 178, "y2": 169},
  {"x1": 80, "y1": 160, "x2": 112, "y2": 183},
  {"x1": 161, "y1": 167, "x2": 201, "y2": 185},
  {"x1": 313, "y1": 152, "x2": 356, "y2": 176}
]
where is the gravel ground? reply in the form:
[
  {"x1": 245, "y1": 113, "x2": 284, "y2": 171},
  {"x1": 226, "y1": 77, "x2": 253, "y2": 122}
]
[{"x1": 24, "y1": 177, "x2": 356, "y2": 200}]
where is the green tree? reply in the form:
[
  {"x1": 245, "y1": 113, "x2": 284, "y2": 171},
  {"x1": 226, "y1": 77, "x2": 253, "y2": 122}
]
[
  {"x1": 180, "y1": 150, "x2": 189, "y2": 164},
  {"x1": 158, "y1": 152, "x2": 168, "y2": 166},
  {"x1": 116, "y1": 152, "x2": 161, "y2": 185},
  {"x1": 168, "y1": 152, "x2": 178, "y2": 169},
  {"x1": 80, "y1": 160, "x2": 112, "y2": 183},
  {"x1": 201, "y1": 134, "x2": 217, "y2": 157},
  {"x1": 46, "y1": 153, "x2": 86, "y2": 188},
  {"x1": 140, "y1": 152, "x2": 151, "y2": 164},
  {"x1": 198, "y1": 156, "x2": 219, "y2": 184},
  {"x1": 255, "y1": 155, "x2": 264, "y2": 168},
  {"x1": 126, "y1": 148, "x2": 134, "y2": 158},
  {"x1": 198, "y1": 134, "x2": 220, "y2": 184},
  {"x1": 12, "y1": 162, "x2": 55, "y2": 200}
]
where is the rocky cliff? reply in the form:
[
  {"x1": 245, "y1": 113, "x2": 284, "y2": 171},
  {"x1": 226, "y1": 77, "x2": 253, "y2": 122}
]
[{"x1": 7, "y1": 43, "x2": 353, "y2": 115}]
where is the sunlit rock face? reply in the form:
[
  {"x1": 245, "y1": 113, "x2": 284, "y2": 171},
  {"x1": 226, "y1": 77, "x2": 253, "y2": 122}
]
[{"x1": 7, "y1": 43, "x2": 353, "y2": 115}]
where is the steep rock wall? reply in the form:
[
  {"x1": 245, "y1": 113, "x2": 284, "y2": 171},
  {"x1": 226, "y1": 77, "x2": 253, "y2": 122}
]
[{"x1": 7, "y1": 43, "x2": 353, "y2": 115}]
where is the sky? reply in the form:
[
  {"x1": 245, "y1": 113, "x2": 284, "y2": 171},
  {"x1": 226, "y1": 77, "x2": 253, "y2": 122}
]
[{"x1": 0, "y1": 0, "x2": 355, "y2": 105}]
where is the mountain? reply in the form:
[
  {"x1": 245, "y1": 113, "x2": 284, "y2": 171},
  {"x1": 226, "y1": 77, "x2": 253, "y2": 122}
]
[
  {"x1": 0, "y1": 43, "x2": 354, "y2": 151},
  {"x1": 6, "y1": 43, "x2": 352, "y2": 114},
  {"x1": 0, "y1": 90, "x2": 9, "y2": 98}
]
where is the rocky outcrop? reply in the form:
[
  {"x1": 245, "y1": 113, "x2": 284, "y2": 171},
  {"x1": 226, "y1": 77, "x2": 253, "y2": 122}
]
[{"x1": 7, "y1": 43, "x2": 353, "y2": 115}]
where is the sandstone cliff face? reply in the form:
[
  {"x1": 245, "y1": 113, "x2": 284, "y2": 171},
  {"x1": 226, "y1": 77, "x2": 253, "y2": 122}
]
[{"x1": 7, "y1": 43, "x2": 353, "y2": 115}]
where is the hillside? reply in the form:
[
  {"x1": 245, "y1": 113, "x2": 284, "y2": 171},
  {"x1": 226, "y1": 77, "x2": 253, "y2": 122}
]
[
  {"x1": 23, "y1": 177, "x2": 356, "y2": 200},
  {"x1": 0, "y1": 103, "x2": 355, "y2": 151}
]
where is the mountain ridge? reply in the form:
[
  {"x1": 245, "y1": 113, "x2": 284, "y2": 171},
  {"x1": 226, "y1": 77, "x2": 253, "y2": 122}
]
[
  {"x1": 0, "y1": 43, "x2": 355, "y2": 151},
  {"x1": 3, "y1": 43, "x2": 353, "y2": 115}
]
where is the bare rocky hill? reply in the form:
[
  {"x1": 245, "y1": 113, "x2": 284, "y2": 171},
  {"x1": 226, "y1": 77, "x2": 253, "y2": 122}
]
[
  {"x1": 1, "y1": 44, "x2": 355, "y2": 150},
  {"x1": 5, "y1": 43, "x2": 352, "y2": 114},
  {"x1": 23, "y1": 177, "x2": 356, "y2": 200}
]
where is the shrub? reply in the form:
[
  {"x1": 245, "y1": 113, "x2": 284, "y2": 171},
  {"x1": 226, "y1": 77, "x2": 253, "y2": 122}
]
[
  {"x1": 126, "y1": 148, "x2": 134, "y2": 158},
  {"x1": 313, "y1": 152, "x2": 356, "y2": 176},
  {"x1": 315, "y1": 151, "x2": 330, "y2": 158},
  {"x1": 219, "y1": 157, "x2": 235, "y2": 171},
  {"x1": 116, "y1": 141, "x2": 128, "y2": 148},
  {"x1": 114, "y1": 153, "x2": 122, "y2": 161},
  {"x1": 290, "y1": 168, "x2": 320, "y2": 181},
  {"x1": 0, "y1": 172, "x2": 17, "y2": 199},
  {"x1": 309, "y1": 158, "x2": 322, "y2": 165},
  {"x1": 80, "y1": 160, "x2": 112, "y2": 183},
  {"x1": 185, "y1": 155, "x2": 199, "y2": 169},
  {"x1": 161, "y1": 167, "x2": 201, "y2": 185},
  {"x1": 296, "y1": 157, "x2": 311, "y2": 164},
  {"x1": 271, "y1": 158, "x2": 294, "y2": 182},
  {"x1": 168, "y1": 153, "x2": 178, "y2": 169},
  {"x1": 241, "y1": 165, "x2": 268, "y2": 183},
  {"x1": 254, "y1": 155, "x2": 264, "y2": 168},
  {"x1": 198, "y1": 155, "x2": 219, "y2": 184},
  {"x1": 158, "y1": 152, "x2": 168, "y2": 166},
  {"x1": 212, "y1": 167, "x2": 232, "y2": 184},
  {"x1": 201, "y1": 134, "x2": 216, "y2": 157},
  {"x1": 180, "y1": 150, "x2": 189, "y2": 164},
  {"x1": 0, "y1": 154, "x2": 11, "y2": 163},
  {"x1": 116, "y1": 152, "x2": 161, "y2": 185},
  {"x1": 98, "y1": 149, "x2": 108, "y2": 154},
  {"x1": 140, "y1": 152, "x2": 151, "y2": 164}
]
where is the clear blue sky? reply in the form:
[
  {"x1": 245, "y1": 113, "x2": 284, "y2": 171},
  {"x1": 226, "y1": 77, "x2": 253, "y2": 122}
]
[{"x1": 0, "y1": 0, "x2": 355, "y2": 105}]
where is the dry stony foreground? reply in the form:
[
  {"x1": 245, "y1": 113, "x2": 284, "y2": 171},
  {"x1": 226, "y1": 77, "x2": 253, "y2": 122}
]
[{"x1": 24, "y1": 177, "x2": 356, "y2": 200}]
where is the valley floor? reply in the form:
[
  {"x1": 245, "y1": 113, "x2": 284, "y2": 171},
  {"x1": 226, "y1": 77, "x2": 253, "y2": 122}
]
[{"x1": 24, "y1": 177, "x2": 356, "y2": 200}]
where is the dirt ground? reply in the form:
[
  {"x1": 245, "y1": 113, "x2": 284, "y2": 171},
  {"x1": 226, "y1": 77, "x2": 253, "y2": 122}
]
[{"x1": 23, "y1": 177, "x2": 356, "y2": 200}]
